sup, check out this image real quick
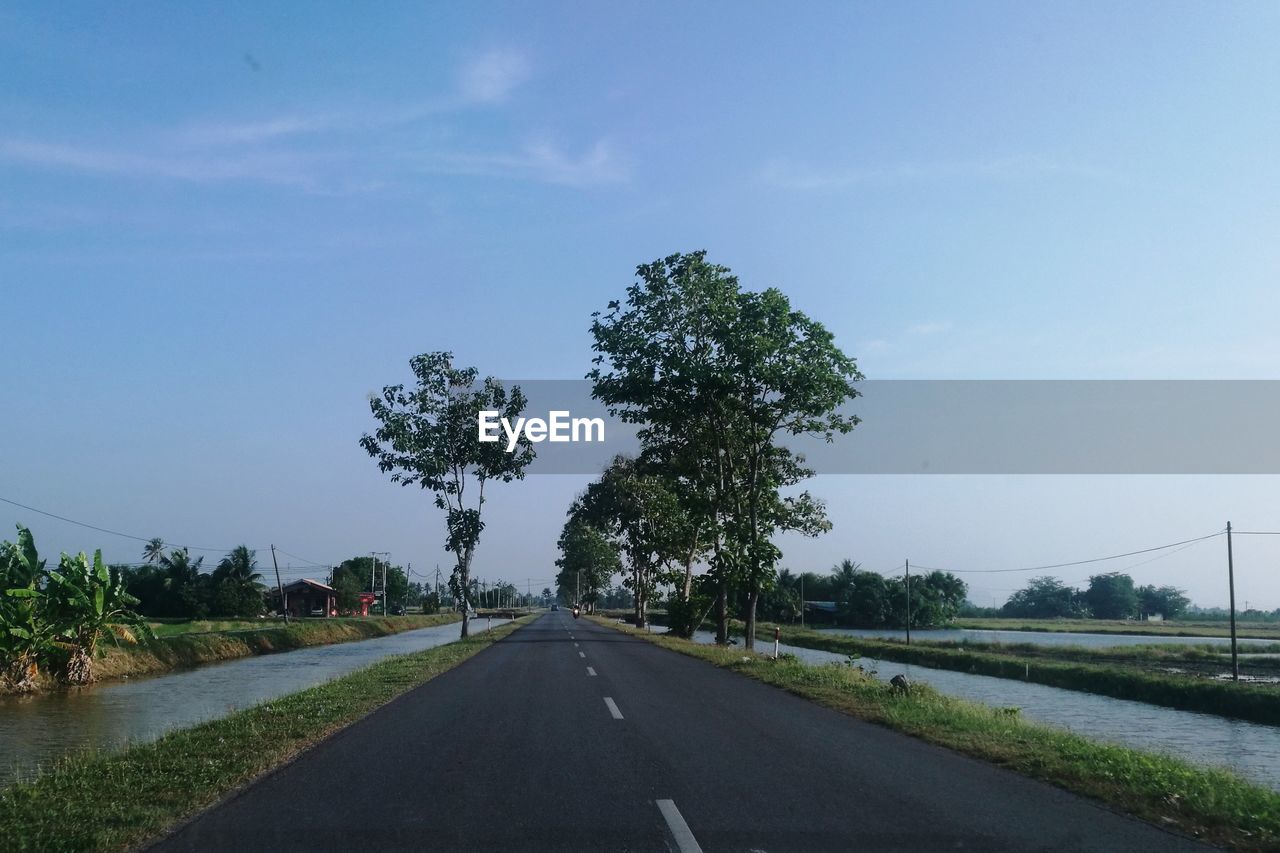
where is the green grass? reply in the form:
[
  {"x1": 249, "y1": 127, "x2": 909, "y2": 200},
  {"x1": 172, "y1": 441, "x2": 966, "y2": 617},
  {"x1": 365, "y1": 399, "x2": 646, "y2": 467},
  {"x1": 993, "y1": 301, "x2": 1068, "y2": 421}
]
[
  {"x1": 145, "y1": 618, "x2": 280, "y2": 637},
  {"x1": 0, "y1": 615, "x2": 533, "y2": 852},
  {"x1": 955, "y1": 617, "x2": 1280, "y2": 641},
  {"x1": 593, "y1": 616, "x2": 1280, "y2": 852},
  {"x1": 758, "y1": 623, "x2": 1280, "y2": 726}
]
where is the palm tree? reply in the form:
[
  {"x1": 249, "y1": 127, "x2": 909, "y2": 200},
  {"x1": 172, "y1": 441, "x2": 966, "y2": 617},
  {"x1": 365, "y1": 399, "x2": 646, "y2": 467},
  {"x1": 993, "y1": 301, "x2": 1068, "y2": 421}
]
[
  {"x1": 830, "y1": 559, "x2": 860, "y2": 597},
  {"x1": 142, "y1": 537, "x2": 165, "y2": 564},
  {"x1": 213, "y1": 545, "x2": 264, "y2": 590},
  {"x1": 212, "y1": 546, "x2": 265, "y2": 617}
]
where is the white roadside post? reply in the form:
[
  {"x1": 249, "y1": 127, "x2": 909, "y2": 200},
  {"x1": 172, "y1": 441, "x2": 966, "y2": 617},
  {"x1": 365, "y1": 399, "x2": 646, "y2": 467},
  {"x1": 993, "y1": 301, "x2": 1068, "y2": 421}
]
[{"x1": 773, "y1": 626, "x2": 780, "y2": 660}]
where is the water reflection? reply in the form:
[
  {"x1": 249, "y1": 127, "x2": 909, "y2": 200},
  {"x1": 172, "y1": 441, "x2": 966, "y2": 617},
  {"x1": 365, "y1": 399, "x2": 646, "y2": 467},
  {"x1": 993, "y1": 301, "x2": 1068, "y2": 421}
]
[
  {"x1": 0, "y1": 619, "x2": 508, "y2": 785},
  {"x1": 815, "y1": 626, "x2": 1277, "y2": 649},
  {"x1": 692, "y1": 631, "x2": 1280, "y2": 791}
]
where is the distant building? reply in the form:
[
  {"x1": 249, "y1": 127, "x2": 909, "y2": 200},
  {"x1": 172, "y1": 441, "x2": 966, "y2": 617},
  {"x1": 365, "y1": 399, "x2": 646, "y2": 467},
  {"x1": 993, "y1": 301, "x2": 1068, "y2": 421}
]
[
  {"x1": 272, "y1": 579, "x2": 337, "y2": 618},
  {"x1": 1142, "y1": 612, "x2": 1165, "y2": 622}
]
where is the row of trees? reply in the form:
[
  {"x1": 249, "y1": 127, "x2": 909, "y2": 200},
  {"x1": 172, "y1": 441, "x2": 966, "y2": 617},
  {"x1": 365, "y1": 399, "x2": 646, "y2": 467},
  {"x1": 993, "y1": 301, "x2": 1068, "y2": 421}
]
[
  {"x1": 1, "y1": 525, "x2": 150, "y2": 691},
  {"x1": 759, "y1": 561, "x2": 968, "y2": 628},
  {"x1": 124, "y1": 541, "x2": 419, "y2": 619},
  {"x1": 1000, "y1": 573, "x2": 1190, "y2": 620},
  {"x1": 557, "y1": 252, "x2": 863, "y2": 649},
  {"x1": 120, "y1": 540, "x2": 266, "y2": 618}
]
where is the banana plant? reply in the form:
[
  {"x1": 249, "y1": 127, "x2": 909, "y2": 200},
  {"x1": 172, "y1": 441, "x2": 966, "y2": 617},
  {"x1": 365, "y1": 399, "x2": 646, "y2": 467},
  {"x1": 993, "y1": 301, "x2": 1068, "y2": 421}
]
[
  {"x1": 0, "y1": 525, "x2": 50, "y2": 692},
  {"x1": 45, "y1": 549, "x2": 152, "y2": 684}
]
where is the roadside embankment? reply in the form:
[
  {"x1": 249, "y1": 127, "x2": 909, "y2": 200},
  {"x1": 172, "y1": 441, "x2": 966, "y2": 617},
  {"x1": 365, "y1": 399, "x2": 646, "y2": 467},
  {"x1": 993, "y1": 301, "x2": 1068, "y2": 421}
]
[
  {"x1": 755, "y1": 623, "x2": 1280, "y2": 726},
  {"x1": 4, "y1": 614, "x2": 464, "y2": 694},
  {"x1": 592, "y1": 616, "x2": 1280, "y2": 852},
  {"x1": 0, "y1": 615, "x2": 532, "y2": 852}
]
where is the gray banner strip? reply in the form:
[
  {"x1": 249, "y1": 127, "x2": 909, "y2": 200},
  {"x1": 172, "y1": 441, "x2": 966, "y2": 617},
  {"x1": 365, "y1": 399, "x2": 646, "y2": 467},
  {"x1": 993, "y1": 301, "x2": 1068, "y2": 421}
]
[{"x1": 485, "y1": 380, "x2": 1280, "y2": 475}]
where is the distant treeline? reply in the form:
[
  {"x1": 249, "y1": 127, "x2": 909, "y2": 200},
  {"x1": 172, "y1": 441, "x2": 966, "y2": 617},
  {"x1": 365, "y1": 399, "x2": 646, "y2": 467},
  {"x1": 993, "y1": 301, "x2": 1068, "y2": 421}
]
[
  {"x1": 659, "y1": 560, "x2": 969, "y2": 630},
  {"x1": 117, "y1": 541, "x2": 417, "y2": 619}
]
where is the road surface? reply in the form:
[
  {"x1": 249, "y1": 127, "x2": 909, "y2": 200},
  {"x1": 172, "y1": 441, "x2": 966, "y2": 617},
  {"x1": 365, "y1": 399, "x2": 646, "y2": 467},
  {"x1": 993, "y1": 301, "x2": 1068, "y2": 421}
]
[{"x1": 150, "y1": 613, "x2": 1209, "y2": 852}]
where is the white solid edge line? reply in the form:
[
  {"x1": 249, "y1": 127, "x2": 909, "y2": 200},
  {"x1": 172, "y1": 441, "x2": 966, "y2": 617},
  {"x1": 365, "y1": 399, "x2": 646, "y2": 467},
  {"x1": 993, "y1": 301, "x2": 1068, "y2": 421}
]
[
  {"x1": 604, "y1": 696, "x2": 624, "y2": 719},
  {"x1": 586, "y1": 666, "x2": 597, "y2": 676},
  {"x1": 656, "y1": 800, "x2": 704, "y2": 853}
]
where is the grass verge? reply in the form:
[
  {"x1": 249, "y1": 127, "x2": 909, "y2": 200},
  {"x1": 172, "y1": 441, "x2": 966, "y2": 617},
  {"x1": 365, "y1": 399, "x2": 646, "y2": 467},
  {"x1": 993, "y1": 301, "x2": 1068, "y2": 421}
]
[
  {"x1": 72, "y1": 614, "x2": 461, "y2": 685},
  {"x1": 0, "y1": 615, "x2": 531, "y2": 852},
  {"x1": 757, "y1": 623, "x2": 1280, "y2": 726},
  {"x1": 591, "y1": 616, "x2": 1280, "y2": 852}
]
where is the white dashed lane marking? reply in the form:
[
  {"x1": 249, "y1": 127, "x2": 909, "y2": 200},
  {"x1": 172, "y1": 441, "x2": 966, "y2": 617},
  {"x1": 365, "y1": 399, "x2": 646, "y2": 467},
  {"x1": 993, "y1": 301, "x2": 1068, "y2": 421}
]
[{"x1": 656, "y1": 800, "x2": 703, "y2": 853}]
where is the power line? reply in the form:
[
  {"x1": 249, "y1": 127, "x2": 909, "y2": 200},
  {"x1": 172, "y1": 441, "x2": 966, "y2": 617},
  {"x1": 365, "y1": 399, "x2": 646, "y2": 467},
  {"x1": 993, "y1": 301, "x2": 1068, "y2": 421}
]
[
  {"x1": 909, "y1": 529, "x2": 1225, "y2": 575},
  {"x1": 0, "y1": 494, "x2": 244, "y2": 553}
]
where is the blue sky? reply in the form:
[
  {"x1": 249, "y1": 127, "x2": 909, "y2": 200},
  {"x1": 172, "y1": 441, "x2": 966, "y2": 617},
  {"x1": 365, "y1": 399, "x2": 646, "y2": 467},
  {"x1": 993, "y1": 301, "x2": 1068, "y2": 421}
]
[{"x1": 3, "y1": 2, "x2": 1280, "y2": 608}]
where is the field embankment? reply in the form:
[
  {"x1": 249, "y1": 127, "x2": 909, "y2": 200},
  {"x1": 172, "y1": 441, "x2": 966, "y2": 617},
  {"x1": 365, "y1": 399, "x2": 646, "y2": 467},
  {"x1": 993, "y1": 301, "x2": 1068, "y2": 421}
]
[
  {"x1": 955, "y1": 617, "x2": 1280, "y2": 641},
  {"x1": 594, "y1": 616, "x2": 1280, "y2": 852},
  {"x1": 0, "y1": 615, "x2": 531, "y2": 852},
  {"x1": 3, "y1": 614, "x2": 463, "y2": 694},
  {"x1": 756, "y1": 623, "x2": 1280, "y2": 726}
]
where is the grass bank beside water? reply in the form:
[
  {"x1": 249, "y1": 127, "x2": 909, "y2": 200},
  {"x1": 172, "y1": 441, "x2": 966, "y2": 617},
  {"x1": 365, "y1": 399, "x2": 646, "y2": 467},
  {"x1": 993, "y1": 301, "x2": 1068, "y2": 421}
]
[
  {"x1": 0, "y1": 615, "x2": 531, "y2": 852},
  {"x1": 61, "y1": 614, "x2": 462, "y2": 689},
  {"x1": 593, "y1": 616, "x2": 1280, "y2": 852},
  {"x1": 757, "y1": 623, "x2": 1280, "y2": 726}
]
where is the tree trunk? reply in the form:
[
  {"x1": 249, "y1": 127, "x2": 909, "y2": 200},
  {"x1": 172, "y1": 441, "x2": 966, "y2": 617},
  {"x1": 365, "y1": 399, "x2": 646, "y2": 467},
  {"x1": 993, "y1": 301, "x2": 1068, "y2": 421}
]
[
  {"x1": 63, "y1": 645, "x2": 94, "y2": 685},
  {"x1": 3, "y1": 653, "x2": 38, "y2": 693},
  {"x1": 632, "y1": 563, "x2": 643, "y2": 627},
  {"x1": 715, "y1": 577, "x2": 728, "y2": 644},
  {"x1": 743, "y1": 589, "x2": 758, "y2": 651},
  {"x1": 458, "y1": 549, "x2": 474, "y2": 639}
]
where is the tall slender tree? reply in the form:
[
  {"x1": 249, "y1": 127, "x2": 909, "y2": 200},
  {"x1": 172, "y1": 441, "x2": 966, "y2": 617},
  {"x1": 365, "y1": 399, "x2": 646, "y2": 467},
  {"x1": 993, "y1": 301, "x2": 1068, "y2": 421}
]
[{"x1": 361, "y1": 352, "x2": 534, "y2": 637}]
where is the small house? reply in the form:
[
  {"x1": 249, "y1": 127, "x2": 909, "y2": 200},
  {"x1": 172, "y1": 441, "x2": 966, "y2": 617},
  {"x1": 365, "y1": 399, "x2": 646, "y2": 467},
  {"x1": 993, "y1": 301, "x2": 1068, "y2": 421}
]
[{"x1": 273, "y1": 579, "x2": 337, "y2": 618}]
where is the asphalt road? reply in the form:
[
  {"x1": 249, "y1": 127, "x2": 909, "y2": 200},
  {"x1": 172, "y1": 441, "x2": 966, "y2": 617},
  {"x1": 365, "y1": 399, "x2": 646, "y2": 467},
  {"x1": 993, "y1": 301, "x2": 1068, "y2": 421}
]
[{"x1": 150, "y1": 612, "x2": 1211, "y2": 852}]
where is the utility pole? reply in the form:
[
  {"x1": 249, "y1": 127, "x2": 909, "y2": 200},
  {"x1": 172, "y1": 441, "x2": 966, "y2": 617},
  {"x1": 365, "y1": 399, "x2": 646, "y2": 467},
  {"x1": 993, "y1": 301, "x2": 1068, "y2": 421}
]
[
  {"x1": 383, "y1": 554, "x2": 389, "y2": 616},
  {"x1": 905, "y1": 559, "x2": 912, "y2": 646},
  {"x1": 270, "y1": 545, "x2": 289, "y2": 624},
  {"x1": 800, "y1": 575, "x2": 804, "y2": 629},
  {"x1": 1227, "y1": 521, "x2": 1239, "y2": 682},
  {"x1": 576, "y1": 570, "x2": 580, "y2": 607}
]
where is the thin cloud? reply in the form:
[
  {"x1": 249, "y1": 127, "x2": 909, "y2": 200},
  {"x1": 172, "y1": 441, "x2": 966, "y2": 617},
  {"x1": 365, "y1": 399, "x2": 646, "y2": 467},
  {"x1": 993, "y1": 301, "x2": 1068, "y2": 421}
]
[
  {"x1": 907, "y1": 321, "x2": 952, "y2": 336},
  {"x1": 174, "y1": 115, "x2": 337, "y2": 146},
  {"x1": 426, "y1": 139, "x2": 627, "y2": 187},
  {"x1": 458, "y1": 49, "x2": 531, "y2": 104},
  {"x1": 0, "y1": 138, "x2": 321, "y2": 190},
  {"x1": 760, "y1": 155, "x2": 1120, "y2": 191}
]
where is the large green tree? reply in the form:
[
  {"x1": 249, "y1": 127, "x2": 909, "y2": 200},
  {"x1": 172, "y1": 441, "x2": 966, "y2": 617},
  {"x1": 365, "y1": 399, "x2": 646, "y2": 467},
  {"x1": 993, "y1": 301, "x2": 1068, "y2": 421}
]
[
  {"x1": 555, "y1": 514, "x2": 621, "y2": 612},
  {"x1": 1002, "y1": 576, "x2": 1085, "y2": 619},
  {"x1": 1137, "y1": 584, "x2": 1189, "y2": 620},
  {"x1": 361, "y1": 352, "x2": 534, "y2": 637},
  {"x1": 575, "y1": 456, "x2": 684, "y2": 628},
  {"x1": 590, "y1": 252, "x2": 860, "y2": 648},
  {"x1": 1084, "y1": 572, "x2": 1140, "y2": 620}
]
